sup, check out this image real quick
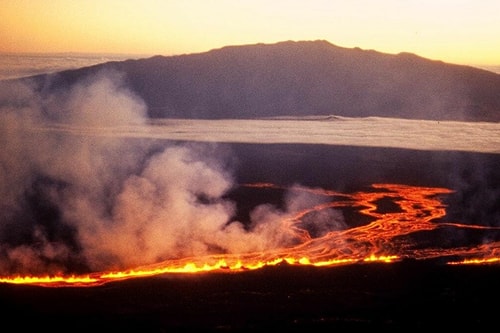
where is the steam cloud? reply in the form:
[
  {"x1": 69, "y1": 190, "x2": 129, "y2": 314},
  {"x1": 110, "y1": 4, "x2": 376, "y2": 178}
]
[{"x1": 0, "y1": 70, "x2": 344, "y2": 275}]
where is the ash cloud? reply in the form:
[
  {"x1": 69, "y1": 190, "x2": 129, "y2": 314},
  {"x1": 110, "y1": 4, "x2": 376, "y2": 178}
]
[{"x1": 0, "y1": 70, "x2": 338, "y2": 275}]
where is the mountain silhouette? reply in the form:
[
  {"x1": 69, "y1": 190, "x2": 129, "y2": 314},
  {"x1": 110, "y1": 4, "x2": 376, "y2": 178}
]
[{"x1": 17, "y1": 40, "x2": 500, "y2": 121}]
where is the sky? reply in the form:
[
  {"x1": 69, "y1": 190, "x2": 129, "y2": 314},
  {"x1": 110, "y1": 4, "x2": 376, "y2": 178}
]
[{"x1": 0, "y1": 0, "x2": 499, "y2": 66}]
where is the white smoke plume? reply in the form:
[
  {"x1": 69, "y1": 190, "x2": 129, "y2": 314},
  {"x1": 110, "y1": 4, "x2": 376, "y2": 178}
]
[{"x1": 0, "y1": 70, "x2": 343, "y2": 274}]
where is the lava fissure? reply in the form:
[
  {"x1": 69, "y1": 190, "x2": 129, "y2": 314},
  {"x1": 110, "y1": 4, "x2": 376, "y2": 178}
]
[{"x1": 1, "y1": 182, "x2": 499, "y2": 287}]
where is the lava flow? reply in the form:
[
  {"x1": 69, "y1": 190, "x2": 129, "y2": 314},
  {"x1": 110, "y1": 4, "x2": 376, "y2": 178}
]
[{"x1": 1, "y1": 182, "x2": 499, "y2": 287}]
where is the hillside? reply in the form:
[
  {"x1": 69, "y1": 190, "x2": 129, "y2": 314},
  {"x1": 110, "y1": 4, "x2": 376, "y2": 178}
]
[{"x1": 12, "y1": 40, "x2": 500, "y2": 121}]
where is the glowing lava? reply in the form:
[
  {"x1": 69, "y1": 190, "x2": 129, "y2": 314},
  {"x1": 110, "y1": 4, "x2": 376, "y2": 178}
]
[{"x1": 1, "y1": 183, "x2": 499, "y2": 287}]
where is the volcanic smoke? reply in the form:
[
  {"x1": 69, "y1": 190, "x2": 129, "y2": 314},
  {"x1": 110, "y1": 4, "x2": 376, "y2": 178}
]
[{"x1": 0, "y1": 70, "x2": 341, "y2": 276}]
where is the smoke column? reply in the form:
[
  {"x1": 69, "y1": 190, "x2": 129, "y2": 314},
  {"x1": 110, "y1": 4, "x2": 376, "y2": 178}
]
[{"x1": 0, "y1": 70, "x2": 343, "y2": 275}]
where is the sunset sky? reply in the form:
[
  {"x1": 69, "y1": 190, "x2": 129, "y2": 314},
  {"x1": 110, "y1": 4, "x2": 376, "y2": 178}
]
[{"x1": 1, "y1": 0, "x2": 499, "y2": 66}]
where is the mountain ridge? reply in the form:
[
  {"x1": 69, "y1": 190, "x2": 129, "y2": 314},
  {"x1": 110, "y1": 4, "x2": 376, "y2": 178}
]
[{"x1": 10, "y1": 40, "x2": 500, "y2": 122}]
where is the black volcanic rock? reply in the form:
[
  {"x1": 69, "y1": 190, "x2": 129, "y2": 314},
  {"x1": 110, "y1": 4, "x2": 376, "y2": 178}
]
[
  {"x1": 2, "y1": 262, "x2": 500, "y2": 331},
  {"x1": 11, "y1": 40, "x2": 500, "y2": 121}
]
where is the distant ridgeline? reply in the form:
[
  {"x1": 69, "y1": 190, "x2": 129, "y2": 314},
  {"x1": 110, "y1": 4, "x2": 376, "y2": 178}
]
[{"x1": 14, "y1": 40, "x2": 500, "y2": 122}]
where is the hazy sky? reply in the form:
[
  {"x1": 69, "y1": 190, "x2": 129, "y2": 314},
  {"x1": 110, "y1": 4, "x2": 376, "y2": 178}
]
[{"x1": 1, "y1": 0, "x2": 499, "y2": 65}]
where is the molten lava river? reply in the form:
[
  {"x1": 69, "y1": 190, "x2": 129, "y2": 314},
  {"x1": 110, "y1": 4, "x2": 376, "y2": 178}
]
[{"x1": 1, "y1": 182, "x2": 499, "y2": 287}]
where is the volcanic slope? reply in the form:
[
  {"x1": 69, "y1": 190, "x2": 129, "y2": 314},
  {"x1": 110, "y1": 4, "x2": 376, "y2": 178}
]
[{"x1": 17, "y1": 40, "x2": 500, "y2": 122}]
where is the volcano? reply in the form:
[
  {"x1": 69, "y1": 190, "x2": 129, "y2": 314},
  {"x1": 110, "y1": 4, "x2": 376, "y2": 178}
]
[
  {"x1": 1, "y1": 41, "x2": 499, "y2": 331},
  {"x1": 11, "y1": 40, "x2": 500, "y2": 122}
]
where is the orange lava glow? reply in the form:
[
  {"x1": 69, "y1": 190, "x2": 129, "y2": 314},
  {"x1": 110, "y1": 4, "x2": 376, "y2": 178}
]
[{"x1": 1, "y1": 183, "x2": 499, "y2": 287}]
